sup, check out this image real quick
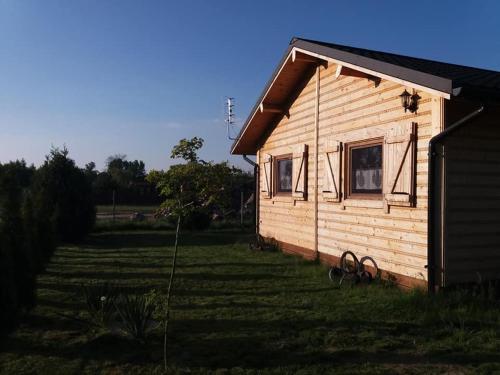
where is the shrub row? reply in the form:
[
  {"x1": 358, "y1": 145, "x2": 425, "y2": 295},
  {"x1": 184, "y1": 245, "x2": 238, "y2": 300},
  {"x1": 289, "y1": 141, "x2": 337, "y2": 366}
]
[{"x1": 0, "y1": 148, "x2": 95, "y2": 334}]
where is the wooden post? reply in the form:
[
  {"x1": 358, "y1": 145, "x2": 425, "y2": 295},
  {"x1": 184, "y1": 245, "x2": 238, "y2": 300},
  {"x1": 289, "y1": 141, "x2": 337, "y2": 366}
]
[{"x1": 240, "y1": 191, "x2": 244, "y2": 227}]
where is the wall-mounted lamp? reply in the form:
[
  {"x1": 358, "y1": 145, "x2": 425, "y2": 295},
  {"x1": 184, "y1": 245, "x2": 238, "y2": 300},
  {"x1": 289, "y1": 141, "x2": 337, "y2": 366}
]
[{"x1": 399, "y1": 89, "x2": 421, "y2": 113}]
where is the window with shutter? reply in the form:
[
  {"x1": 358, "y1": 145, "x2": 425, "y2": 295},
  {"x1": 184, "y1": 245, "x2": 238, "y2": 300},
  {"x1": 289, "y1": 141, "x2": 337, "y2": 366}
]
[
  {"x1": 345, "y1": 138, "x2": 383, "y2": 200},
  {"x1": 274, "y1": 154, "x2": 293, "y2": 195},
  {"x1": 261, "y1": 154, "x2": 272, "y2": 199},
  {"x1": 292, "y1": 144, "x2": 308, "y2": 200},
  {"x1": 323, "y1": 139, "x2": 342, "y2": 202},
  {"x1": 383, "y1": 122, "x2": 416, "y2": 209}
]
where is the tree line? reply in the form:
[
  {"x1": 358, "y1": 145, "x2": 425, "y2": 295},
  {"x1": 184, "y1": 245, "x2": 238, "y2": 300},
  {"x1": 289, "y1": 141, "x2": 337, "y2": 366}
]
[{"x1": 85, "y1": 155, "x2": 161, "y2": 206}]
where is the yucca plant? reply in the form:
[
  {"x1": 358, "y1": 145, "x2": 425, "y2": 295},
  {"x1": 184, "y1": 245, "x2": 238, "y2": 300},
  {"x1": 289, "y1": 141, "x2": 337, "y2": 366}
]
[
  {"x1": 114, "y1": 294, "x2": 156, "y2": 343},
  {"x1": 81, "y1": 283, "x2": 119, "y2": 330}
]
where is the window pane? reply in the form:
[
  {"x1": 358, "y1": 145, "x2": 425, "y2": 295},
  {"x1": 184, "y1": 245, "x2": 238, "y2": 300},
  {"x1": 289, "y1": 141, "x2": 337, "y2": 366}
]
[
  {"x1": 277, "y1": 159, "x2": 292, "y2": 192},
  {"x1": 351, "y1": 144, "x2": 382, "y2": 194}
]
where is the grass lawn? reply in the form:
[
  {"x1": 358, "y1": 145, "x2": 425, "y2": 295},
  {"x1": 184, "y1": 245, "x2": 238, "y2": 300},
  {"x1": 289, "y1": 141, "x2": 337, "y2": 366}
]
[
  {"x1": 96, "y1": 205, "x2": 159, "y2": 215},
  {"x1": 0, "y1": 229, "x2": 499, "y2": 374}
]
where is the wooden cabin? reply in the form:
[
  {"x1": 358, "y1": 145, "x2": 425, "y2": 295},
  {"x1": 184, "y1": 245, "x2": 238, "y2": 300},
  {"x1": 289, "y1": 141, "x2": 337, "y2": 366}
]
[{"x1": 231, "y1": 38, "x2": 500, "y2": 290}]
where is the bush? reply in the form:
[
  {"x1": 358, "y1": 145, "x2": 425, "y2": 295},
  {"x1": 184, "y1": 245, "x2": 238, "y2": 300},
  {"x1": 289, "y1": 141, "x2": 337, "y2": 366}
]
[
  {"x1": 114, "y1": 294, "x2": 156, "y2": 342},
  {"x1": 79, "y1": 285, "x2": 157, "y2": 342},
  {"x1": 0, "y1": 161, "x2": 46, "y2": 334}
]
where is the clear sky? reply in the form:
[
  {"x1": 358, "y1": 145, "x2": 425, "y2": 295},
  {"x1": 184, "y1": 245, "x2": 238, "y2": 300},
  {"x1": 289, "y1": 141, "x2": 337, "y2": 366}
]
[{"x1": 1, "y1": 0, "x2": 499, "y2": 171}]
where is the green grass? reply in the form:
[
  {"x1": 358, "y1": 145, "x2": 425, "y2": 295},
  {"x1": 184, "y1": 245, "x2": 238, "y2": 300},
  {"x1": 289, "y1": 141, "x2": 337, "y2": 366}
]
[
  {"x1": 1, "y1": 229, "x2": 499, "y2": 374},
  {"x1": 96, "y1": 205, "x2": 159, "y2": 215},
  {"x1": 93, "y1": 218, "x2": 175, "y2": 232}
]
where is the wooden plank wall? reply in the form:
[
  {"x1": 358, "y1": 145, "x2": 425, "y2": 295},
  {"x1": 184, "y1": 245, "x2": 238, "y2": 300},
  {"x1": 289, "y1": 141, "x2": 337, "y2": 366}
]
[
  {"x1": 258, "y1": 62, "x2": 443, "y2": 284},
  {"x1": 443, "y1": 103, "x2": 500, "y2": 284},
  {"x1": 316, "y1": 64, "x2": 434, "y2": 283},
  {"x1": 258, "y1": 69, "x2": 318, "y2": 251}
]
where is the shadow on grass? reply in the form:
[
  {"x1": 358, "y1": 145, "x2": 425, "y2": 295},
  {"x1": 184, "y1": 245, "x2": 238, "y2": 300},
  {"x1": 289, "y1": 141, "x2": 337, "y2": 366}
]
[
  {"x1": 43, "y1": 270, "x2": 170, "y2": 281},
  {"x1": 187, "y1": 339, "x2": 500, "y2": 369},
  {"x1": 78, "y1": 231, "x2": 250, "y2": 250},
  {"x1": 176, "y1": 272, "x2": 292, "y2": 282},
  {"x1": 174, "y1": 286, "x2": 334, "y2": 298},
  {"x1": 177, "y1": 262, "x2": 287, "y2": 269},
  {"x1": 21, "y1": 312, "x2": 82, "y2": 332},
  {"x1": 36, "y1": 281, "x2": 164, "y2": 297},
  {"x1": 6, "y1": 309, "x2": 499, "y2": 371},
  {"x1": 1, "y1": 332, "x2": 156, "y2": 365},
  {"x1": 166, "y1": 318, "x2": 500, "y2": 369},
  {"x1": 51, "y1": 254, "x2": 170, "y2": 261},
  {"x1": 48, "y1": 261, "x2": 169, "y2": 269},
  {"x1": 42, "y1": 270, "x2": 288, "y2": 283},
  {"x1": 36, "y1": 296, "x2": 84, "y2": 312}
]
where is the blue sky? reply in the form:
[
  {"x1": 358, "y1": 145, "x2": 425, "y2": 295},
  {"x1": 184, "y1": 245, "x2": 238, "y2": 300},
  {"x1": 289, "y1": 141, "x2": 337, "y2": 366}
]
[{"x1": 1, "y1": 0, "x2": 499, "y2": 171}]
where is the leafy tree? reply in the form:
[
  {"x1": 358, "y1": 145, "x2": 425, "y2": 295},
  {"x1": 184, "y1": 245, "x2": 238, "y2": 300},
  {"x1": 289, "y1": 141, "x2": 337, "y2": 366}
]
[
  {"x1": 170, "y1": 137, "x2": 204, "y2": 163},
  {"x1": 84, "y1": 161, "x2": 96, "y2": 175},
  {"x1": 106, "y1": 155, "x2": 146, "y2": 187},
  {"x1": 83, "y1": 161, "x2": 99, "y2": 188}
]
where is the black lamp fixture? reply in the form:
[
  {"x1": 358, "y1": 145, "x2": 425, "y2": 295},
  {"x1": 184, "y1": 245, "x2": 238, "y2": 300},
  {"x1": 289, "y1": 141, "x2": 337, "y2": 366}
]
[{"x1": 399, "y1": 89, "x2": 421, "y2": 113}]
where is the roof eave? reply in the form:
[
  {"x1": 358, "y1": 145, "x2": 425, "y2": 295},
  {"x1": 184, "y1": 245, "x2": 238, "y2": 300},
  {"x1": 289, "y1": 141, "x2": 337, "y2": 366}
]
[
  {"x1": 230, "y1": 45, "x2": 295, "y2": 155},
  {"x1": 293, "y1": 39, "x2": 454, "y2": 95},
  {"x1": 231, "y1": 38, "x2": 455, "y2": 155}
]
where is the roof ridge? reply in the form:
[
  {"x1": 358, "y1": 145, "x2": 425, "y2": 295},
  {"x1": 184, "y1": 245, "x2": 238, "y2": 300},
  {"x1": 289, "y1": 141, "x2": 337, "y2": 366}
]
[{"x1": 293, "y1": 37, "x2": 500, "y2": 75}]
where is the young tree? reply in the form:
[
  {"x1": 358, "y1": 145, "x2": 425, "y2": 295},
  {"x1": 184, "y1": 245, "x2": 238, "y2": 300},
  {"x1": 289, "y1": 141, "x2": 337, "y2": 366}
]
[{"x1": 148, "y1": 136, "x2": 237, "y2": 370}]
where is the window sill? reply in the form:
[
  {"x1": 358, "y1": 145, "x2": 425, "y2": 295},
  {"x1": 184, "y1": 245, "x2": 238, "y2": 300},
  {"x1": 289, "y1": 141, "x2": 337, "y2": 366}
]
[
  {"x1": 342, "y1": 198, "x2": 384, "y2": 209},
  {"x1": 272, "y1": 196, "x2": 293, "y2": 204}
]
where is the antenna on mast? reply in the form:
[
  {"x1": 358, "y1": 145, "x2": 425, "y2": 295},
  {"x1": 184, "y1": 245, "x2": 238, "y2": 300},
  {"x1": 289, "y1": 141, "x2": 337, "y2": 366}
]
[{"x1": 225, "y1": 97, "x2": 238, "y2": 140}]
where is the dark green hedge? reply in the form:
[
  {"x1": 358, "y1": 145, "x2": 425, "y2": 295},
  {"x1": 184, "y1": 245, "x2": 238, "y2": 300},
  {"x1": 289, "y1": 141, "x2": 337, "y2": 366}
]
[{"x1": 0, "y1": 148, "x2": 95, "y2": 334}]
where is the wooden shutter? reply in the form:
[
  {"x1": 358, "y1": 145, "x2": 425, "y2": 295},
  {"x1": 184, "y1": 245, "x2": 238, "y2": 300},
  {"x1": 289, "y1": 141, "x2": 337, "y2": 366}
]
[
  {"x1": 322, "y1": 138, "x2": 342, "y2": 202},
  {"x1": 292, "y1": 144, "x2": 308, "y2": 200},
  {"x1": 261, "y1": 154, "x2": 272, "y2": 199},
  {"x1": 383, "y1": 122, "x2": 416, "y2": 209}
]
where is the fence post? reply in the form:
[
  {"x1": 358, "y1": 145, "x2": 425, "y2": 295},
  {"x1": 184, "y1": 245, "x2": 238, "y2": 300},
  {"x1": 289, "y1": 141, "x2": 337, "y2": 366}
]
[
  {"x1": 112, "y1": 190, "x2": 116, "y2": 223},
  {"x1": 240, "y1": 191, "x2": 244, "y2": 227}
]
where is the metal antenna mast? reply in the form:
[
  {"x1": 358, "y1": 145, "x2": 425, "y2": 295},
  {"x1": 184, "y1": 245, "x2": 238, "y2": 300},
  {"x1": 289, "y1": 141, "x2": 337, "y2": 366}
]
[{"x1": 225, "y1": 97, "x2": 238, "y2": 140}]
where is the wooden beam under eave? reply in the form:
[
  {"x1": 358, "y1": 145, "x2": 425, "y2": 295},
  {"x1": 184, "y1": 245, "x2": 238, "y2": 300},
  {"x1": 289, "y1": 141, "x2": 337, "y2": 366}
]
[
  {"x1": 292, "y1": 49, "x2": 320, "y2": 64},
  {"x1": 259, "y1": 102, "x2": 284, "y2": 114},
  {"x1": 335, "y1": 65, "x2": 381, "y2": 86},
  {"x1": 334, "y1": 64, "x2": 343, "y2": 80},
  {"x1": 335, "y1": 65, "x2": 369, "y2": 79}
]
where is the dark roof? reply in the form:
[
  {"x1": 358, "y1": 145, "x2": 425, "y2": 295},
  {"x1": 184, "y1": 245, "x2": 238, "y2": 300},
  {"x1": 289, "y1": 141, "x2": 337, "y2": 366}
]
[
  {"x1": 231, "y1": 37, "x2": 500, "y2": 154},
  {"x1": 293, "y1": 38, "x2": 500, "y2": 92}
]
